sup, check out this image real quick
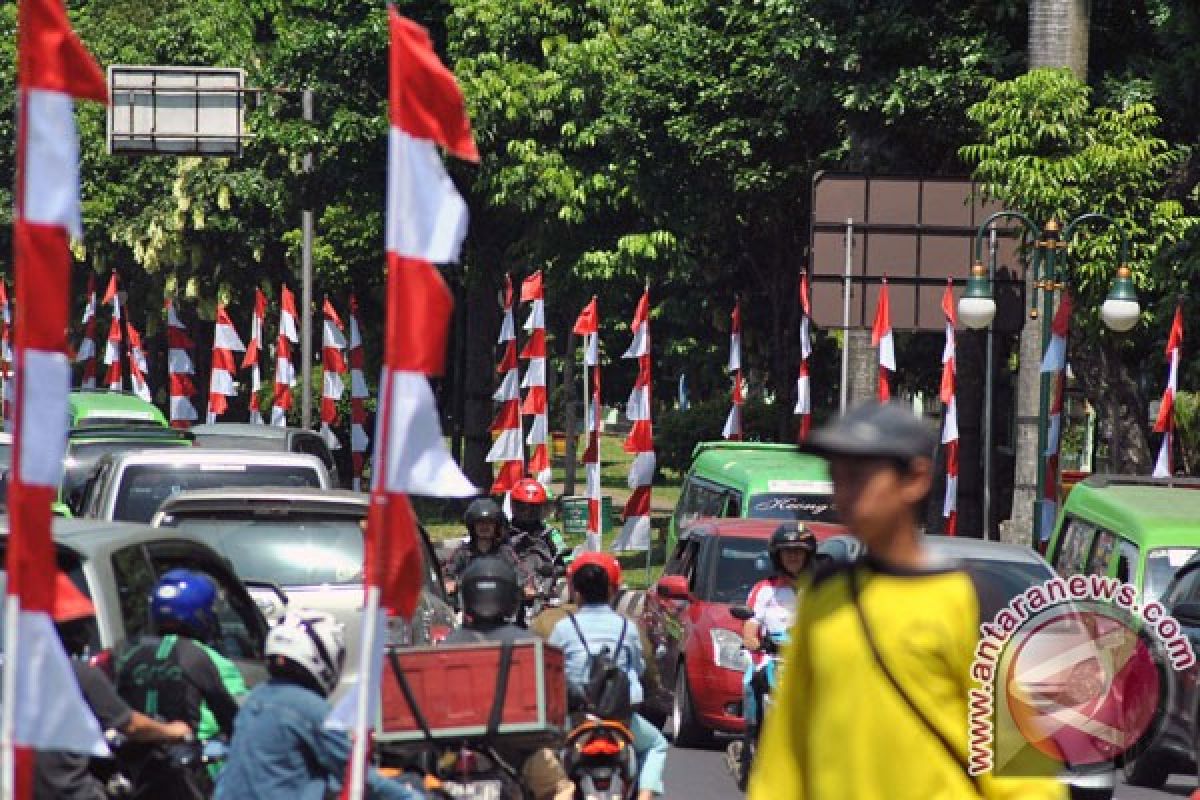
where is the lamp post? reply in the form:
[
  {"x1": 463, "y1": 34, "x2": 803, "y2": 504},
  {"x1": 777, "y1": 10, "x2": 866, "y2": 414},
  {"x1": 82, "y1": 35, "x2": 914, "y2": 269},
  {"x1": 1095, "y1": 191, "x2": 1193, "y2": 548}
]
[{"x1": 959, "y1": 211, "x2": 1138, "y2": 545}]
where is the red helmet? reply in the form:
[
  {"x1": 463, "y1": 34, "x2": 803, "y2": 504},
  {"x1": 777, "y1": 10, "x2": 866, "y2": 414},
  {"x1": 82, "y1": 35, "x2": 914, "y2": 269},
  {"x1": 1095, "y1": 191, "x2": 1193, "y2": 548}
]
[
  {"x1": 568, "y1": 551, "x2": 622, "y2": 590},
  {"x1": 512, "y1": 478, "x2": 548, "y2": 505}
]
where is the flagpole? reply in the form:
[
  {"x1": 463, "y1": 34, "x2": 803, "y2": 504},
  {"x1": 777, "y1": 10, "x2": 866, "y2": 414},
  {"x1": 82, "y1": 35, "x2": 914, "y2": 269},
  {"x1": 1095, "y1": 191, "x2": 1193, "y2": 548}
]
[
  {"x1": 839, "y1": 218, "x2": 853, "y2": 413},
  {"x1": 348, "y1": 584, "x2": 381, "y2": 800},
  {"x1": 1, "y1": 595, "x2": 20, "y2": 798}
]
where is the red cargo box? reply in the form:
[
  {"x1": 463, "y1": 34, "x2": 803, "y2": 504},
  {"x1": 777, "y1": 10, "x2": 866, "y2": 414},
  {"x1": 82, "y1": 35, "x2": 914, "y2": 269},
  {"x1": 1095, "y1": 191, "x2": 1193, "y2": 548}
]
[{"x1": 377, "y1": 639, "x2": 566, "y2": 746}]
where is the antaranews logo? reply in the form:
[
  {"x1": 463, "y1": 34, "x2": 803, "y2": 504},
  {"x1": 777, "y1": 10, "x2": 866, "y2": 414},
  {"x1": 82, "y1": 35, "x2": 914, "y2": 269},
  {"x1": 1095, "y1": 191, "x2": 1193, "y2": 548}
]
[{"x1": 968, "y1": 574, "x2": 1196, "y2": 777}]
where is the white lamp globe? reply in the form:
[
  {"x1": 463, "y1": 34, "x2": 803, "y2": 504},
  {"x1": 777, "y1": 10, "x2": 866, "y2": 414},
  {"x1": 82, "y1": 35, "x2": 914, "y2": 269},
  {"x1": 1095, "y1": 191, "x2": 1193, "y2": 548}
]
[
  {"x1": 958, "y1": 296, "x2": 997, "y2": 330},
  {"x1": 1100, "y1": 298, "x2": 1140, "y2": 332}
]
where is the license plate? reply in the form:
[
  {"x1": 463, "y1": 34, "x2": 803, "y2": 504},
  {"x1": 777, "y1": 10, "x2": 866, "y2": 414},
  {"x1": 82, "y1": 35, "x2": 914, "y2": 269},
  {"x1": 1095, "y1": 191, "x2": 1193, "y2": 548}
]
[{"x1": 442, "y1": 780, "x2": 503, "y2": 800}]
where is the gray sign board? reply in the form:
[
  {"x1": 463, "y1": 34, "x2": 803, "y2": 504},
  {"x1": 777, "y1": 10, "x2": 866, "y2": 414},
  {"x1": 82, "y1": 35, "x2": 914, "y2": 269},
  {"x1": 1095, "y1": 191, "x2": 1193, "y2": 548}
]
[{"x1": 107, "y1": 66, "x2": 245, "y2": 156}]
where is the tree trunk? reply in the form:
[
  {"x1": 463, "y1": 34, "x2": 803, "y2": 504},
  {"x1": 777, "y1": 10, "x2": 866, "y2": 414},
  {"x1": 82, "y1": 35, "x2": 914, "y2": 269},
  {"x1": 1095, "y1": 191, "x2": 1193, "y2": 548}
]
[
  {"x1": 845, "y1": 329, "x2": 877, "y2": 407},
  {"x1": 1029, "y1": 0, "x2": 1091, "y2": 79},
  {"x1": 462, "y1": 273, "x2": 498, "y2": 489},
  {"x1": 1071, "y1": 337, "x2": 1152, "y2": 474}
]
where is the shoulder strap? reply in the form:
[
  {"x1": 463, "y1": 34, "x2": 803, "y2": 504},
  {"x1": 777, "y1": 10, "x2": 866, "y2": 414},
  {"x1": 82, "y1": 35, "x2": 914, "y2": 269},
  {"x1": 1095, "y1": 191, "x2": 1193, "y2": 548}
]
[
  {"x1": 566, "y1": 612, "x2": 592, "y2": 657},
  {"x1": 613, "y1": 619, "x2": 629, "y2": 665},
  {"x1": 846, "y1": 568, "x2": 983, "y2": 795}
]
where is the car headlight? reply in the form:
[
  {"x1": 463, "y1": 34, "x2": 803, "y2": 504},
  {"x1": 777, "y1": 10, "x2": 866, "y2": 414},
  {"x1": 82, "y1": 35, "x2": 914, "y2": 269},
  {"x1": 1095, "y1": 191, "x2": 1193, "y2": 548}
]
[{"x1": 711, "y1": 628, "x2": 751, "y2": 672}]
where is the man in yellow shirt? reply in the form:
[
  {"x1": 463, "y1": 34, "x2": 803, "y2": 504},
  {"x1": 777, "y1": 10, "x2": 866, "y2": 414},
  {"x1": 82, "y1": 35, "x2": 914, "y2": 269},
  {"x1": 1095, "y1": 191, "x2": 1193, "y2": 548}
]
[{"x1": 748, "y1": 402, "x2": 1065, "y2": 800}]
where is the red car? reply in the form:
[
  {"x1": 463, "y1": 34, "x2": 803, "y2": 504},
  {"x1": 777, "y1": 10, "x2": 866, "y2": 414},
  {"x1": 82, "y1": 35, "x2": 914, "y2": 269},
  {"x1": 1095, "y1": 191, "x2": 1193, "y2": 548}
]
[{"x1": 641, "y1": 518, "x2": 843, "y2": 745}]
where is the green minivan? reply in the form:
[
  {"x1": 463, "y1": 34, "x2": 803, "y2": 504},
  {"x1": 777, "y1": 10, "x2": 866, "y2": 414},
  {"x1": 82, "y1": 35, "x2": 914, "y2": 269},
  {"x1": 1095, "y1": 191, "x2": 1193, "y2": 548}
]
[
  {"x1": 668, "y1": 441, "x2": 835, "y2": 551},
  {"x1": 68, "y1": 390, "x2": 169, "y2": 428},
  {"x1": 1046, "y1": 475, "x2": 1200, "y2": 604}
]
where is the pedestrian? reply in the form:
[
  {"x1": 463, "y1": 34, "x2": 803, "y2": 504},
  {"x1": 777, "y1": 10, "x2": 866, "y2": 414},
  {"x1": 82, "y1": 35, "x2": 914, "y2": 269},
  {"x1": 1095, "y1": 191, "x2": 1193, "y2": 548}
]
[{"x1": 748, "y1": 401, "x2": 1065, "y2": 800}]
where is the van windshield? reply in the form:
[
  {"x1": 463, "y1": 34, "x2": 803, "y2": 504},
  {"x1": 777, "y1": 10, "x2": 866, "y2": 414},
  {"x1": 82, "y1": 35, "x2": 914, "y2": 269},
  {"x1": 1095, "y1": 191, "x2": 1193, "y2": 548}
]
[
  {"x1": 747, "y1": 493, "x2": 838, "y2": 523},
  {"x1": 113, "y1": 465, "x2": 322, "y2": 523},
  {"x1": 1144, "y1": 547, "x2": 1199, "y2": 604}
]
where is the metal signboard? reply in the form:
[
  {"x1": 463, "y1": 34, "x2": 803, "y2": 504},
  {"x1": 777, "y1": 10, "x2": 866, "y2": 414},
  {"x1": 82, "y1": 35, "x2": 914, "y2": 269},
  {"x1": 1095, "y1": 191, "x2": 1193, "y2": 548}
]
[{"x1": 107, "y1": 66, "x2": 245, "y2": 156}]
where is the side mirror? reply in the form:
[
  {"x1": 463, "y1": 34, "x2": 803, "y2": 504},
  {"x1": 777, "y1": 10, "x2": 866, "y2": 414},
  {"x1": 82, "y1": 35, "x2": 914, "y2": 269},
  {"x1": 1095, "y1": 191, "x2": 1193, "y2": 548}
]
[
  {"x1": 656, "y1": 574, "x2": 690, "y2": 601},
  {"x1": 1171, "y1": 601, "x2": 1200, "y2": 627},
  {"x1": 729, "y1": 604, "x2": 754, "y2": 621}
]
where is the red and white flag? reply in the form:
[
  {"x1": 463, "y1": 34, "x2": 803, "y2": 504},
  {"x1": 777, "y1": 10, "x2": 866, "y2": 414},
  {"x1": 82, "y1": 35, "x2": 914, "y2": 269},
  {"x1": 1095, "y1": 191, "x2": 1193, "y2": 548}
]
[
  {"x1": 1153, "y1": 304, "x2": 1184, "y2": 478},
  {"x1": 348, "y1": 295, "x2": 370, "y2": 491},
  {"x1": 124, "y1": 318, "x2": 151, "y2": 403},
  {"x1": 939, "y1": 281, "x2": 959, "y2": 536},
  {"x1": 101, "y1": 272, "x2": 122, "y2": 392},
  {"x1": 722, "y1": 300, "x2": 743, "y2": 440},
  {"x1": 574, "y1": 298, "x2": 602, "y2": 551},
  {"x1": 206, "y1": 304, "x2": 245, "y2": 424},
  {"x1": 486, "y1": 274, "x2": 524, "y2": 496},
  {"x1": 1039, "y1": 293, "x2": 1072, "y2": 543},
  {"x1": 271, "y1": 285, "x2": 299, "y2": 427},
  {"x1": 614, "y1": 288, "x2": 654, "y2": 552},
  {"x1": 520, "y1": 271, "x2": 552, "y2": 485},
  {"x1": 795, "y1": 272, "x2": 813, "y2": 442},
  {"x1": 166, "y1": 298, "x2": 198, "y2": 429},
  {"x1": 320, "y1": 297, "x2": 348, "y2": 449},
  {"x1": 243, "y1": 288, "x2": 267, "y2": 424},
  {"x1": 75, "y1": 274, "x2": 98, "y2": 388},
  {"x1": 871, "y1": 277, "x2": 895, "y2": 402},
  {"x1": 6, "y1": 1, "x2": 110, "y2": 793}
]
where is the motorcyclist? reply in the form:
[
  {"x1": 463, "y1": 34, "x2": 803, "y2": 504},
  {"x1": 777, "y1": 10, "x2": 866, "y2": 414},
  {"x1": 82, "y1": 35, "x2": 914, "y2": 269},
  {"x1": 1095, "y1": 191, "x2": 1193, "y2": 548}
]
[
  {"x1": 442, "y1": 557, "x2": 574, "y2": 800},
  {"x1": 443, "y1": 497, "x2": 532, "y2": 599},
  {"x1": 508, "y1": 478, "x2": 570, "y2": 562},
  {"x1": 114, "y1": 569, "x2": 244, "y2": 799},
  {"x1": 215, "y1": 611, "x2": 424, "y2": 799}
]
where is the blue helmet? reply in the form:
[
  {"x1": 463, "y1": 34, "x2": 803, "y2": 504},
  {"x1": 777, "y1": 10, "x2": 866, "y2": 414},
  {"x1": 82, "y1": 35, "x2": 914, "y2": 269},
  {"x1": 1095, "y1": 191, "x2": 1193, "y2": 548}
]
[{"x1": 150, "y1": 569, "x2": 218, "y2": 639}]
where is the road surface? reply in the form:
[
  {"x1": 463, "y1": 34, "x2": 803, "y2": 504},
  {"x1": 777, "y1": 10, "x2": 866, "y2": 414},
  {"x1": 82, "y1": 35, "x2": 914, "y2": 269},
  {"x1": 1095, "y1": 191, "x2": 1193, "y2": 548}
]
[{"x1": 662, "y1": 741, "x2": 1198, "y2": 799}]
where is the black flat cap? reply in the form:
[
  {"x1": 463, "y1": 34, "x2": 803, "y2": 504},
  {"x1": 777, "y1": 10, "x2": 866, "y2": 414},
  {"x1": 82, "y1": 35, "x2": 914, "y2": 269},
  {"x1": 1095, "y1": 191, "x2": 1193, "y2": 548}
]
[{"x1": 802, "y1": 401, "x2": 937, "y2": 461}]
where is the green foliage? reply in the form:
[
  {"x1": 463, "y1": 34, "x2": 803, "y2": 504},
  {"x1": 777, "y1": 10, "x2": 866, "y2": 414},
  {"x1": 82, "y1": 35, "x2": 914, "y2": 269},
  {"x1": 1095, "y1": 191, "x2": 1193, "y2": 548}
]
[
  {"x1": 1173, "y1": 391, "x2": 1200, "y2": 475},
  {"x1": 655, "y1": 397, "x2": 781, "y2": 473}
]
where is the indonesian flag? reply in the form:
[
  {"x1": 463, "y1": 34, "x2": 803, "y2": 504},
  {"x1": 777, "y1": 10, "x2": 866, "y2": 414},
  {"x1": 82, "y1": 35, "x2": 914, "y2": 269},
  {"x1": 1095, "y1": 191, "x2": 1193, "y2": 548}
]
[
  {"x1": 166, "y1": 298, "x2": 198, "y2": 429},
  {"x1": 206, "y1": 304, "x2": 245, "y2": 423},
  {"x1": 871, "y1": 277, "x2": 895, "y2": 402},
  {"x1": 75, "y1": 274, "x2": 97, "y2": 388},
  {"x1": 101, "y1": 272, "x2": 122, "y2": 392},
  {"x1": 574, "y1": 298, "x2": 602, "y2": 551},
  {"x1": 1154, "y1": 304, "x2": 1184, "y2": 478},
  {"x1": 6, "y1": 0, "x2": 110, "y2": 793},
  {"x1": 520, "y1": 271, "x2": 552, "y2": 485},
  {"x1": 1039, "y1": 293, "x2": 1073, "y2": 542},
  {"x1": 271, "y1": 285, "x2": 299, "y2": 427},
  {"x1": 348, "y1": 295, "x2": 370, "y2": 491},
  {"x1": 242, "y1": 288, "x2": 267, "y2": 424},
  {"x1": 334, "y1": 15, "x2": 478, "y2": 796},
  {"x1": 722, "y1": 300, "x2": 743, "y2": 440},
  {"x1": 124, "y1": 319, "x2": 151, "y2": 403},
  {"x1": 320, "y1": 297, "x2": 348, "y2": 449},
  {"x1": 795, "y1": 271, "x2": 812, "y2": 442},
  {"x1": 939, "y1": 281, "x2": 959, "y2": 536},
  {"x1": 486, "y1": 274, "x2": 524, "y2": 495},
  {"x1": 614, "y1": 288, "x2": 653, "y2": 552}
]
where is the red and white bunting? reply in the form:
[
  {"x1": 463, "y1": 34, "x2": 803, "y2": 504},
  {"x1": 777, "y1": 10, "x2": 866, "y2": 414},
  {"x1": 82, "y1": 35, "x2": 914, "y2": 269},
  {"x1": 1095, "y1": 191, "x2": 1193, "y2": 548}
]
[
  {"x1": 871, "y1": 277, "x2": 895, "y2": 402},
  {"x1": 6, "y1": 1, "x2": 110, "y2": 792},
  {"x1": 574, "y1": 297, "x2": 602, "y2": 551},
  {"x1": 334, "y1": 17, "x2": 479, "y2": 798},
  {"x1": 486, "y1": 274, "x2": 524, "y2": 497},
  {"x1": 124, "y1": 318, "x2": 151, "y2": 403},
  {"x1": 939, "y1": 281, "x2": 959, "y2": 536},
  {"x1": 242, "y1": 288, "x2": 267, "y2": 424},
  {"x1": 1153, "y1": 304, "x2": 1184, "y2": 478},
  {"x1": 166, "y1": 298, "x2": 197, "y2": 429},
  {"x1": 320, "y1": 297, "x2": 348, "y2": 449},
  {"x1": 348, "y1": 295, "x2": 370, "y2": 491},
  {"x1": 520, "y1": 271, "x2": 552, "y2": 485},
  {"x1": 795, "y1": 272, "x2": 813, "y2": 442},
  {"x1": 75, "y1": 274, "x2": 97, "y2": 388},
  {"x1": 614, "y1": 288, "x2": 654, "y2": 552},
  {"x1": 721, "y1": 300, "x2": 743, "y2": 440},
  {"x1": 101, "y1": 272, "x2": 122, "y2": 392},
  {"x1": 1039, "y1": 293, "x2": 1073, "y2": 543},
  {"x1": 206, "y1": 304, "x2": 245, "y2": 424},
  {"x1": 271, "y1": 286, "x2": 299, "y2": 427}
]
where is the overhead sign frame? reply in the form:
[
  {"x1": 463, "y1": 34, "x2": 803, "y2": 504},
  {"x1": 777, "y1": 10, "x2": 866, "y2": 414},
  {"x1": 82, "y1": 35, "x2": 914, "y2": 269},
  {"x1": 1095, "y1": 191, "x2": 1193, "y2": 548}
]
[{"x1": 107, "y1": 65, "x2": 246, "y2": 157}]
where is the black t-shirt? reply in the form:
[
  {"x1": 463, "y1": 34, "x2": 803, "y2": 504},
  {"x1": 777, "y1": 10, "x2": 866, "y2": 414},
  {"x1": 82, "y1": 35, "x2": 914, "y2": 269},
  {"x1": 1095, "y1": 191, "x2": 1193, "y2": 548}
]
[
  {"x1": 34, "y1": 661, "x2": 132, "y2": 800},
  {"x1": 115, "y1": 635, "x2": 238, "y2": 736}
]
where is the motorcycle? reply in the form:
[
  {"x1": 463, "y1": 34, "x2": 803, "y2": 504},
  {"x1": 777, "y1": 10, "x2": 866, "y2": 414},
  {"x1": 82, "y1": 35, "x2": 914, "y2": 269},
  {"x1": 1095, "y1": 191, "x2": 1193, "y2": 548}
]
[
  {"x1": 562, "y1": 716, "x2": 639, "y2": 800},
  {"x1": 725, "y1": 605, "x2": 788, "y2": 791},
  {"x1": 422, "y1": 743, "x2": 529, "y2": 800},
  {"x1": 102, "y1": 731, "x2": 228, "y2": 799}
]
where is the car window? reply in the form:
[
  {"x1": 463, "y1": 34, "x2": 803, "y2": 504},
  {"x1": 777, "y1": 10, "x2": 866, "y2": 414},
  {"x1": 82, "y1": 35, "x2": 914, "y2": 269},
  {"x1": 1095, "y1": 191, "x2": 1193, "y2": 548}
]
[
  {"x1": 707, "y1": 538, "x2": 773, "y2": 604},
  {"x1": 1145, "y1": 547, "x2": 1200, "y2": 605},
  {"x1": 677, "y1": 481, "x2": 730, "y2": 528},
  {"x1": 722, "y1": 491, "x2": 742, "y2": 518},
  {"x1": 1084, "y1": 531, "x2": 1116, "y2": 576},
  {"x1": 960, "y1": 559, "x2": 1056, "y2": 621},
  {"x1": 113, "y1": 464, "x2": 323, "y2": 523},
  {"x1": 746, "y1": 493, "x2": 838, "y2": 523},
  {"x1": 1165, "y1": 566, "x2": 1200, "y2": 607},
  {"x1": 1054, "y1": 517, "x2": 1095, "y2": 577},
  {"x1": 1114, "y1": 539, "x2": 1138, "y2": 585},
  {"x1": 110, "y1": 544, "x2": 157, "y2": 639},
  {"x1": 663, "y1": 538, "x2": 690, "y2": 575},
  {"x1": 146, "y1": 555, "x2": 264, "y2": 661},
  {"x1": 679, "y1": 540, "x2": 700, "y2": 590}
]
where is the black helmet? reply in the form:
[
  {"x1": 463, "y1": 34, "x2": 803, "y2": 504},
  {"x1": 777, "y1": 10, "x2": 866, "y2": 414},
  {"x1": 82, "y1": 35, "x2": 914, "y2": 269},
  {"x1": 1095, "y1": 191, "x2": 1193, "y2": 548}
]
[
  {"x1": 464, "y1": 497, "x2": 507, "y2": 539},
  {"x1": 768, "y1": 522, "x2": 817, "y2": 575},
  {"x1": 460, "y1": 555, "x2": 521, "y2": 623}
]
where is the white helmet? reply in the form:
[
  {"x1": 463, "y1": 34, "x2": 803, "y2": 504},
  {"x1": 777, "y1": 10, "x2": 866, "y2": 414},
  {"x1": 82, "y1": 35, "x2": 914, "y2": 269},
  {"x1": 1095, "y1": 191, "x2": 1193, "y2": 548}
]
[{"x1": 266, "y1": 611, "x2": 346, "y2": 696}]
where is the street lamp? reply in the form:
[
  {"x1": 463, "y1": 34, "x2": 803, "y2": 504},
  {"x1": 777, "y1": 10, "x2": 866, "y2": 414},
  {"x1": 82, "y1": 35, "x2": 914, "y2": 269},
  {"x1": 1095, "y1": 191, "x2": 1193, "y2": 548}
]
[{"x1": 960, "y1": 212, "x2": 1138, "y2": 545}]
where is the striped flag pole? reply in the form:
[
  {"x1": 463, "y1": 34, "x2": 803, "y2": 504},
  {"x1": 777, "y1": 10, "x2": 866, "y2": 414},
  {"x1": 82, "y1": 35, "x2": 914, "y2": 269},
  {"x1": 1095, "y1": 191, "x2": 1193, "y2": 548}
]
[
  {"x1": 1153, "y1": 303, "x2": 1184, "y2": 478},
  {"x1": 614, "y1": 287, "x2": 654, "y2": 553},
  {"x1": 166, "y1": 298, "x2": 198, "y2": 429},
  {"x1": 320, "y1": 297, "x2": 348, "y2": 449},
  {"x1": 101, "y1": 272, "x2": 122, "y2": 392},
  {"x1": 871, "y1": 276, "x2": 895, "y2": 402},
  {"x1": 940, "y1": 280, "x2": 959, "y2": 536},
  {"x1": 271, "y1": 286, "x2": 300, "y2": 426},
  {"x1": 1, "y1": 281, "x2": 12, "y2": 426},
  {"x1": 722, "y1": 299, "x2": 743, "y2": 440},
  {"x1": 243, "y1": 288, "x2": 267, "y2": 424},
  {"x1": 206, "y1": 304, "x2": 246, "y2": 423},
  {"x1": 124, "y1": 317, "x2": 151, "y2": 403},
  {"x1": 486, "y1": 274, "x2": 525, "y2": 501},
  {"x1": 795, "y1": 270, "x2": 812, "y2": 442},
  {"x1": 1039, "y1": 293, "x2": 1073, "y2": 543},
  {"x1": 573, "y1": 297, "x2": 601, "y2": 551},
  {"x1": 520, "y1": 271, "x2": 552, "y2": 484},
  {"x1": 75, "y1": 275, "x2": 97, "y2": 389},
  {"x1": 347, "y1": 295, "x2": 370, "y2": 491}
]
